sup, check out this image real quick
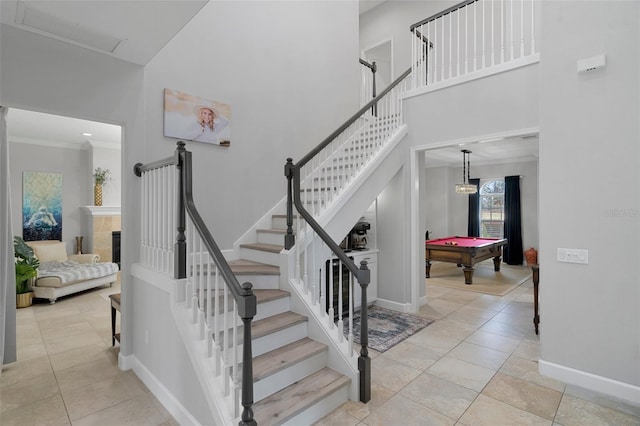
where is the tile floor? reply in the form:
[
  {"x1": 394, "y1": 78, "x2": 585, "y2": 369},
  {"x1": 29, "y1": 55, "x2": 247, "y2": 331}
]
[
  {"x1": 315, "y1": 272, "x2": 640, "y2": 426},
  {"x1": 0, "y1": 276, "x2": 178, "y2": 426},
  {"x1": 2, "y1": 270, "x2": 639, "y2": 425}
]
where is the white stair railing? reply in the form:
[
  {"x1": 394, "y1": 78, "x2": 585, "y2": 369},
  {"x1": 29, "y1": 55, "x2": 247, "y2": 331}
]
[{"x1": 411, "y1": 0, "x2": 539, "y2": 90}]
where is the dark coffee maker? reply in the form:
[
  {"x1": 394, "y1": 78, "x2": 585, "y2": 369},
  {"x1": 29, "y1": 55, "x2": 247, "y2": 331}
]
[{"x1": 350, "y1": 221, "x2": 370, "y2": 250}]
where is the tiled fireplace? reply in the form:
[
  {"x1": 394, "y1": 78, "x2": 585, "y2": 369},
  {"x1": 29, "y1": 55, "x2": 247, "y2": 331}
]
[{"x1": 82, "y1": 206, "x2": 121, "y2": 262}]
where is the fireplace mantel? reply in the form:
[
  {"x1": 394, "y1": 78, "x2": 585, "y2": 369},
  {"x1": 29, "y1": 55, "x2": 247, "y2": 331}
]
[{"x1": 82, "y1": 206, "x2": 121, "y2": 216}]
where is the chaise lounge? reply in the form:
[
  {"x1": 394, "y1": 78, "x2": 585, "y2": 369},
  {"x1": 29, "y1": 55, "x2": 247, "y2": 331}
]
[{"x1": 26, "y1": 240, "x2": 119, "y2": 304}]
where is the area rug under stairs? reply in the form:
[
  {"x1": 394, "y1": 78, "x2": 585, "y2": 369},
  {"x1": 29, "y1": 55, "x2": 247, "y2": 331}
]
[{"x1": 346, "y1": 305, "x2": 434, "y2": 353}]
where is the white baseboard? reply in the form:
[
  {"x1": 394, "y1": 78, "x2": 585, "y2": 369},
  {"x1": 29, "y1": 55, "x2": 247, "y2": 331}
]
[
  {"x1": 118, "y1": 353, "x2": 201, "y2": 425},
  {"x1": 374, "y1": 298, "x2": 413, "y2": 313},
  {"x1": 539, "y1": 359, "x2": 640, "y2": 405}
]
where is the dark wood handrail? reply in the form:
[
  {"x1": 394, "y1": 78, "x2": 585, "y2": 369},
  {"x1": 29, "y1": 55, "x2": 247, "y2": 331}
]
[
  {"x1": 410, "y1": 0, "x2": 478, "y2": 30},
  {"x1": 296, "y1": 66, "x2": 411, "y2": 169},
  {"x1": 135, "y1": 142, "x2": 257, "y2": 426},
  {"x1": 284, "y1": 67, "x2": 411, "y2": 404}
]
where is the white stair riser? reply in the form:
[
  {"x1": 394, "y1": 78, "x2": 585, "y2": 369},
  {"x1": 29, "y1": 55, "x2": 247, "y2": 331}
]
[
  {"x1": 281, "y1": 381, "x2": 350, "y2": 426},
  {"x1": 256, "y1": 231, "x2": 287, "y2": 246},
  {"x1": 254, "y1": 350, "x2": 328, "y2": 402},
  {"x1": 239, "y1": 247, "x2": 280, "y2": 266},
  {"x1": 235, "y1": 273, "x2": 279, "y2": 290},
  {"x1": 254, "y1": 297, "x2": 290, "y2": 322},
  {"x1": 251, "y1": 322, "x2": 308, "y2": 357},
  {"x1": 271, "y1": 216, "x2": 302, "y2": 230}
]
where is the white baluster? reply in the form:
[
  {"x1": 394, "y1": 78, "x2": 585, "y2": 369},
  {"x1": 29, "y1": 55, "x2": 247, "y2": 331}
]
[
  {"x1": 448, "y1": 12, "x2": 452, "y2": 79},
  {"x1": 531, "y1": 0, "x2": 535, "y2": 53},
  {"x1": 474, "y1": 1, "x2": 478, "y2": 71},
  {"x1": 456, "y1": 9, "x2": 460, "y2": 77},
  {"x1": 491, "y1": 0, "x2": 495, "y2": 66},
  {"x1": 520, "y1": 0, "x2": 525, "y2": 58},
  {"x1": 482, "y1": 0, "x2": 486, "y2": 69},
  {"x1": 510, "y1": 0, "x2": 514, "y2": 60},
  {"x1": 501, "y1": 0, "x2": 505, "y2": 63},
  {"x1": 465, "y1": 5, "x2": 469, "y2": 74}
]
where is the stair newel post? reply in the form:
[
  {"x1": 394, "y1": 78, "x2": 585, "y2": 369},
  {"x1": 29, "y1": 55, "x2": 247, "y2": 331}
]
[
  {"x1": 284, "y1": 158, "x2": 295, "y2": 250},
  {"x1": 175, "y1": 141, "x2": 187, "y2": 279},
  {"x1": 239, "y1": 282, "x2": 257, "y2": 426},
  {"x1": 357, "y1": 260, "x2": 371, "y2": 403}
]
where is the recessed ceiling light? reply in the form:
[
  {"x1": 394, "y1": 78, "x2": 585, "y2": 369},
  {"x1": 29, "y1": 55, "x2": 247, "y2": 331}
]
[{"x1": 82, "y1": 132, "x2": 92, "y2": 137}]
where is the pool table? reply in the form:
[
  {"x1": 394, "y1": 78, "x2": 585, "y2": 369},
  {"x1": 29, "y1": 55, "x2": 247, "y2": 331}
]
[{"x1": 425, "y1": 236, "x2": 508, "y2": 285}]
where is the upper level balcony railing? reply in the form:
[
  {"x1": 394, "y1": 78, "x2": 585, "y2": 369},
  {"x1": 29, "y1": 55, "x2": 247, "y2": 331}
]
[{"x1": 410, "y1": 0, "x2": 539, "y2": 92}]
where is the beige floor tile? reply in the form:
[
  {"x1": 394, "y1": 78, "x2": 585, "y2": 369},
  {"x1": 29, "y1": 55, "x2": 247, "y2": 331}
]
[
  {"x1": 44, "y1": 329, "x2": 104, "y2": 355},
  {"x1": 0, "y1": 354, "x2": 52, "y2": 387},
  {"x1": 0, "y1": 371, "x2": 60, "y2": 413},
  {"x1": 400, "y1": 372, "x2": 478, "y2": 420},
  {"x1": 362, "y1": 394, "x2": 455, "y2": 426},
  {"x1": 54, "y1": 354, "x2": 123, "y2": 393},
  {"x1": 465, "y1": 329, "x2": 522, "y2": 354},
  {"x1": 381, "y1": 340, "x2": 442, "y2": 371},
  {"x1": 370, "y1": 356, "x2": 421, "y2": 393},
  {"x1": 0, "y1": 393, "x2": 70, "y2": 426},
  {"x1": 555, "y1": 394, "x2": 640, "y2": 426},
  {"x1": 482, "y1": 372, "x2": 563, "y2": 420},
  {"x1": 448, "y1": 341, "x2": 510, "y2": 370},
  {"x1": 513, "y1": 338, "x2": 540, "y2": 361},
  {"x1": 437, "y1": 290, "x2": 481, "y2": 305},
  {"x1": 15, "y1": 340, "x2": 48, "y2": 362},
  {"x1": 72, "y1": 392, "x2": 171, "y2": 426},
  {"x1": 419, "y1": 318, "x2": 476, "y2": 341},
  {"x1": 480, "y1": 317, "x2": 532, "y2": 339},
  {"x1": 40, "y1": 321, "x2": 96, "y2": 342},
  {"x1": 564, "y1": 385, "x2": 640, "y2": 418},
  {"x1": 313, "y1": 404, "x2": 361, "y2": 426},
  {"x1": 499, "y1": 355, "x2": 566, "y2": 392},
  {"x1": 406, "y1": 328, "x2": 463, "y2": 355},
  {"x1": 458, "y1": 394, "x2": 551, "y2": 426},
  {"x1": 48, "y1": 343, "x2": 117, "y2": 372},
  {"x1": 427, "y1": 356, "x2": 496, "y2": 393},
  {"x1": 61, "y1": 371, "x2": 148, "y2": 421},
  {"x1": 338, "y1": 383, "x2": 396, "y2": 420}
]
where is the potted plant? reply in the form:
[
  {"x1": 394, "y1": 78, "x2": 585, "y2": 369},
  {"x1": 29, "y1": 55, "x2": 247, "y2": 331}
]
[
  {"x1": 14, "y1": 236, "x2": 39, "y2": 308},
  {"x1": 93, "y1": 167, "x2": 111, "y2": 206}
]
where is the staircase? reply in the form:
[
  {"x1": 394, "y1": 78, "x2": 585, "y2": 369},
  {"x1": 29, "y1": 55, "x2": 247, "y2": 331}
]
[{"x1": 222, "y1": 213, "x2": 351, "y2": 425}]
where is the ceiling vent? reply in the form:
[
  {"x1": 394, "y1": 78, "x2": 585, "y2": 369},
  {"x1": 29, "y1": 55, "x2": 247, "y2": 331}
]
[{"x1": 18, "y1": 4, "x2": 123, "y2": 53}]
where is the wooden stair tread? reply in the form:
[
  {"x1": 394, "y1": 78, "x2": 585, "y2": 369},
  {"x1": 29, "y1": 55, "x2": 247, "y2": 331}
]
[
  {"x1": 253, "y1": 367, "x2": 350, "y2": 425},
  {"x1": 253, "y1": 337, "x2": 327, "y2": 382},
  {"x1": 239, "y1": 242, "x2": 283, "y2": 253},
  {"x1": 229, "y1": 259, "x2": 280, "y2": 275},
  {"x1": 253, "y1": 289, "x2": 289, "y2": 304},
  {"x1": 252, "y1": 311, "x2": 307, "y2": 339}
]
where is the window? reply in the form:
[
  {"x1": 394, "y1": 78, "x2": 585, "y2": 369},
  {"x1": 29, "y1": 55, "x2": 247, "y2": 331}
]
[{"x1": 480, "y1": 179, "x2": 505, "y2": 238}]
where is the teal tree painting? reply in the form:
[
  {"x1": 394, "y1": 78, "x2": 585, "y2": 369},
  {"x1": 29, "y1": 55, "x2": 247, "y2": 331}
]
[{"x1": 23, "y1": 171, "x2": 62, "y2": 241}]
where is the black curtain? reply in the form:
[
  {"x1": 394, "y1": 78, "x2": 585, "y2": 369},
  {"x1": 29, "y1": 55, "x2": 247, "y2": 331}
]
[
  {"x1": 504, "y1": 175, "x2": 524, "y2": 264},
  {"x1": 467, "y1": 178, "x2": 480, "y2": 237}
]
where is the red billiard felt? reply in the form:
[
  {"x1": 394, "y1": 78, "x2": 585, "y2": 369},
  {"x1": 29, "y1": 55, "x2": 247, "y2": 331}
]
[{"x1": 425, "y1": 236, "x2": 502, "y2": 248}]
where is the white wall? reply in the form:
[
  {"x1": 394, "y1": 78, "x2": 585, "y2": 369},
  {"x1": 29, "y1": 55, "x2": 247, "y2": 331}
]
[
  {"x1": 144, "y1": 1, "x2": 360, "y2": 249},
  {"x1": 538, "y1": 1, "x2": 639, "y2": 400},
  {"x1": 7, "y1": 142, "x2": 90, "y2": 254},
  {"x1": 360, "y1": 1, "x2": 458, "y2": 75}
]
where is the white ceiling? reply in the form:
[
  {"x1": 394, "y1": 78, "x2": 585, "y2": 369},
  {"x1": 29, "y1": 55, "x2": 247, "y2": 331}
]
[
  {"x1": 424, "y1": 135, "x2": 539, "y2": 168},
  {"x1": 3, "y1": 0, "x2": 539, "y2": 165},
  {"x1": 0, "y1": 0, "x2": 208, "y2": 65}
]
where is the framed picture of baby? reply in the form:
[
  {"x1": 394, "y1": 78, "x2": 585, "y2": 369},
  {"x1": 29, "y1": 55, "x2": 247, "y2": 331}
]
[{"x1": 163, "y1": 88, "x2": 231, "y2": 147}]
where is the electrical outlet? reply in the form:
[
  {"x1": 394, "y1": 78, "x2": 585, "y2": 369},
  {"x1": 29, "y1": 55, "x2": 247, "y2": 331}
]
[{"x1": 557, "y1": 248, "x2": 589, "y2": 264}]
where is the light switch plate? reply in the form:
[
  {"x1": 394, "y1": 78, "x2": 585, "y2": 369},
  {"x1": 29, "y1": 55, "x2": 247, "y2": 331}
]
[{"x1": 557, "y1": 248, "x2": 589, "y2": 264}]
